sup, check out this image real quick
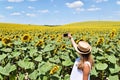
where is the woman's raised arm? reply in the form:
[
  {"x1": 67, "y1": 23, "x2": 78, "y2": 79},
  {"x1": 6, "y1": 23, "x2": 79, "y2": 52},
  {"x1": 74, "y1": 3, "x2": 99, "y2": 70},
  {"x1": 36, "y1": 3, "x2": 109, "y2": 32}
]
[{"x1": 68, "y1": 33, "x2": 78, "y2": 52}]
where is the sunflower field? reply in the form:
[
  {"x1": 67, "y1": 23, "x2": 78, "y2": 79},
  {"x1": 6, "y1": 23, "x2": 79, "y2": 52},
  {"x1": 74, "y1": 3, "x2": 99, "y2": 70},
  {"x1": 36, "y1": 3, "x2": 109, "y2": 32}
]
[{"x1": 0, "y1": 21, "x2": 120, "y2": 80}]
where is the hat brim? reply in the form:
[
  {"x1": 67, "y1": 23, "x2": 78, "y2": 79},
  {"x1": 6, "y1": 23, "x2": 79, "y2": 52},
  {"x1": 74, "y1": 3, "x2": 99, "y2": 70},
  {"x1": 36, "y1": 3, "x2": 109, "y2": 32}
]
[{"x1": 74, "y1": 45, "x2": 92, "y2": 54}]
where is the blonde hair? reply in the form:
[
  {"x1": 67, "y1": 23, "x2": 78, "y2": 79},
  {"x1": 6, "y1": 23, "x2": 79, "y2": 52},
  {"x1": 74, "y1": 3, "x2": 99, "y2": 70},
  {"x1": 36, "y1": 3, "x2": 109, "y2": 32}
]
[{"x1": 77, "y1": 53, "x2": 94, "y2": 70}]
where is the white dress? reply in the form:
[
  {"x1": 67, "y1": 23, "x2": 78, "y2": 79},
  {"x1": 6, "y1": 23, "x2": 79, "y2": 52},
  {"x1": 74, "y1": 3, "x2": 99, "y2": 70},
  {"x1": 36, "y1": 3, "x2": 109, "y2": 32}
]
[{"x1": 70, "y1": 58, "x2": 91, "y2": 80}]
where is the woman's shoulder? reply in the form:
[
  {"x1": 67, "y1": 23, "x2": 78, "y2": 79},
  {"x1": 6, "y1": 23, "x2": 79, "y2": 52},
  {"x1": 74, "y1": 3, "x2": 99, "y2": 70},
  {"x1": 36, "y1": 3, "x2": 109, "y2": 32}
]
[{"x1": 84, "y1": 61, "x2": 91, "y2": 70}]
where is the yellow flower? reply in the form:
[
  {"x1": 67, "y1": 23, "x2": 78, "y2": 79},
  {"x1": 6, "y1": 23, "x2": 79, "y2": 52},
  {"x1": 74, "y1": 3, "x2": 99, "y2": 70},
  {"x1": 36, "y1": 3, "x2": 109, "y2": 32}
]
[
  {"x1": 80, "y1": 36, "x2": 86, "y2": 41},
  {"x1": 14, "y1": 35, "x2": 19, "y2": 39},
  {"x1": 53, "y1": 48, "x2": 58, "y2": 54},
  {"x1": 13, "y1": 35, "x2": 19, "y2": 40},
  {"x1": 2, "y1": 38, "x2": 11, "y2": 45},
  {"x1": 96, "y1": 37, "x2": 104, "y2": 46},
  {"x1": 21, "y1": 34, "x2": 31, "y2": 42},
  {"x1": 57, "y1": 38, "x2": 61, "y2": 42},
  {"x1": 57, "y1": 36, "x2": 62, "y2": 42},
  {"x1": 35, "y1": 39, "x2": 44, "y2": 47},
  {"x1": 68, "y1": 44, "x2": 72, "y2": 48},
  {"x1": 37, "y1": 33, "x2": 42, "y2": 38},
  {"x1": 50, "y1": 65, "x2": 59, "y2": 75},
  {"x1": 43, "y1": 36, "x2": 47, "y2": 40},
  {"x1": 75, "y1": 39, "x2": 80, "y2": 44},
  {"x1": 109, "y1": 29, "x2": 116, "y2": 39},
  {"x1": 60, "y1": 44, "x2": 66, "y2": 50},
  {"x1": 50, "y1": 35, "x2": 55, "y2": 40}
]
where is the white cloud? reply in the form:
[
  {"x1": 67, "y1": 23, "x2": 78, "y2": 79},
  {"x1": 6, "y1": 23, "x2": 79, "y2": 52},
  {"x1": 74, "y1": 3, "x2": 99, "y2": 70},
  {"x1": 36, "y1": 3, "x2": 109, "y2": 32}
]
[
  {"x1": 66, "y1": 1, "x2": 84, "y2": 8},
  {"x1": 10, "y1": 12, "x2": 21, "y2": 16},
  {"x1": 95, "y1": 0, "x2": 108, "y2": 3},
  {"x1": 0, "y1": 15, "x2": 4, "y2": 19},
  {"x1": 66, "y1": 1, "x2": 84, "y2": 11},
  {"x1": 26, "y1": 13, "x2": 36, "y2": 17},
  {"x1": 5, "y1": 6, "x2": 13, "y2": 10},
  {"x1": 117, "y1": 1, "x2": 120, "y2": 5},
  {"x1": 8, "y1": 0, "x2": 24, "y2": 2},
  {"x1": 28, "y1": 6, "x2": 35, "y2": 9},
  {"x1": 38, "y1": 9, "x2": 49, "y2": 13},
  {"x1": 76, "y1": 8, "x2": 85, "y2": 11},
  {"x1": 87, "y1": 5, "x2": 101, "y2": 11},
  {"x1": 87, "y1": 7, "x2": 101, "y2": 11}
]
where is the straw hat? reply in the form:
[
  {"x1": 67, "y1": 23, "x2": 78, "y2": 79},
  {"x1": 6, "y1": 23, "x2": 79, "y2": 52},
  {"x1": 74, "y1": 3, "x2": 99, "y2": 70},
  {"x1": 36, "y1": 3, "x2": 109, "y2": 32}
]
[{"x1": 75, "y1": 41, "x2": 92, "y2": 54}]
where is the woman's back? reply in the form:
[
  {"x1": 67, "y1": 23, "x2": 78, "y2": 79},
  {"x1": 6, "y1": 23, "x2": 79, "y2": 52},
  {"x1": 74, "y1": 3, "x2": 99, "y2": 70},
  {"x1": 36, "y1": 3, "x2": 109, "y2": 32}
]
[{"x1": 70, "y1": 58, "x2": 91, "y2": 80}]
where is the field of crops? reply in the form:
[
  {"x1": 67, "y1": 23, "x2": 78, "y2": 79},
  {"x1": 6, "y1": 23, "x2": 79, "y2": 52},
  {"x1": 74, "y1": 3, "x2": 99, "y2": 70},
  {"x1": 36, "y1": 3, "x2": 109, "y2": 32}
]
[{"x1": 0, "y1": 21, "x2": 120, "y2": 80}]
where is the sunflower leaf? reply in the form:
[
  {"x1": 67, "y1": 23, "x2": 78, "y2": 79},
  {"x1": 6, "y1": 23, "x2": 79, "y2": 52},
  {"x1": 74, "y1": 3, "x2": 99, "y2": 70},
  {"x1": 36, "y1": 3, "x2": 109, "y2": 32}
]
[
  {"x1": 43, "y1": 44, "x2": 55, "y2": 52},
  {"x1": 108, "y1": 55, "x2": 116, "y2": 63},
  {"x1": 10, "y1": 52, "x2": 21, "y2": 58},
  {"x1": 62, "y1": 59, "x2": 73, "y2": 66},
  {"x1": 95, "y1": 63, "x2": 108, "y2": 70},
  {"x1": 109, "y1": 75, "x2": 119, "y2": 80},
  {"x1": 0, "y1": 54, "x2": 7, "y2": 61},
  {"x1": 17, "y1": 60, "x2": 34, "y2": 69},
  {"x1": 29, "y1": 70, "x2": 38, "y2": 80},
  {"x1": 0, "y1": 63, "x2": 16, "y2": 76},
  {"x1": 1, "y1": 48, "x2": 12, "y2": 52},
  {"x1": 34, "y1": 55, "x2": 42, "y2": 62}
]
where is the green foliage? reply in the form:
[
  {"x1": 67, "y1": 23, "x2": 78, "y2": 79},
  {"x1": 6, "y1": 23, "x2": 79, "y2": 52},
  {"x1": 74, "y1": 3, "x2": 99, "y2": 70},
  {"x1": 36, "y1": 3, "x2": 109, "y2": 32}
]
[
  {"x1": 95, "y1": 63, "x2": 108, "y2": 70},
  {"x1": 0, "y1": 22, "x2": 120, "y2": 80},
  {"x1": 0, "y1": 63, "x2": 16, "y2": 76},
  {"x1": 17, "y1": 60, "x2": 34, "y2": 70}
]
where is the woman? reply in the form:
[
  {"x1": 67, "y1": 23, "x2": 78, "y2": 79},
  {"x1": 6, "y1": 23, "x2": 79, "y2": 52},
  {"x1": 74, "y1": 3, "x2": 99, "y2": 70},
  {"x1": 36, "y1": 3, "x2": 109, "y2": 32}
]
[{"x1": 68, "y1": 33, "x2": 94, "y2": 80}]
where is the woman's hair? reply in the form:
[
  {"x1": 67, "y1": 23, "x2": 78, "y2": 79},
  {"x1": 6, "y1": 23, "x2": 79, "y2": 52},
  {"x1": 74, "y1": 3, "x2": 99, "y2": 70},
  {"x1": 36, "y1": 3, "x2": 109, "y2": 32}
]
[{"x1": 77, "y1": 52, "x2": 94, "y2": 70}]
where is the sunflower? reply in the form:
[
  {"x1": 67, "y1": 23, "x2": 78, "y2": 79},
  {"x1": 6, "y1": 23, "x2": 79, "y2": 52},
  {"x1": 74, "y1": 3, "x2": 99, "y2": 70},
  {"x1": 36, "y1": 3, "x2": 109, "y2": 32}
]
[
  {"x1": 53, "y1": 48, "x2": 58, "y2": 54},
  {"x1": 96, "y1": 37, "x2": 104, "y2": 46},
  {"x1": 57, "y1": 38, "x2": 61, "y2": 42},
  {"x1": 50, "y1": 35, "x2": 55, "y2": 40},
  {"x1": 57, "y1": 36, "x2": 62, "y2": 42},
  {"x1": 49, "y1": 65, "x2": 59, "y2": 75},
  {"x1": 14, "y1": 35, "x2": 19, "y2": 39},
  {"x1": 68, "y1": 44, "x2": 72, "y2": 48},
  {"x1": 13, "y1": 35, "x2": 19, "y2": 40},
  {"x1": 37, "y1": 33, "x2": 42, "y2": 38},
  {"x1": 80, "y1": 36, "x2": 86, "y2": 41},
  {"x1": 60, "y1": 44, "x2": 66, "y2": 50},
  {"x1": 21, "y1": 34, "x2": 31, "y2": 42},
  {"x1": 43, "y1": 36, "x2": 47, "y2": 40},
  {"x1": 51, "y1": 37, "x2": 55, "y2": 40},
  {"x1": 35, "y1": 39, "x2": 44, "y2": 47},
  {"x1": 109, "y1": 29, "x2": 116, "y2": 39},
  {"x1": 2, "y1": 38, "x2": 11, "y2": 46},
  {"x1": 75, "y1": 39, "x2": 80, "y2": 44}
]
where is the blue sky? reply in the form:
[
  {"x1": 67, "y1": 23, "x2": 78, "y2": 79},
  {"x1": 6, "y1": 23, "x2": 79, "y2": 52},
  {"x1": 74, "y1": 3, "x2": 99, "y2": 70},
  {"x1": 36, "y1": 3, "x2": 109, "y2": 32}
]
[{"x1": 0, "y1": 0, "x2": 120, "y2": 25}]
